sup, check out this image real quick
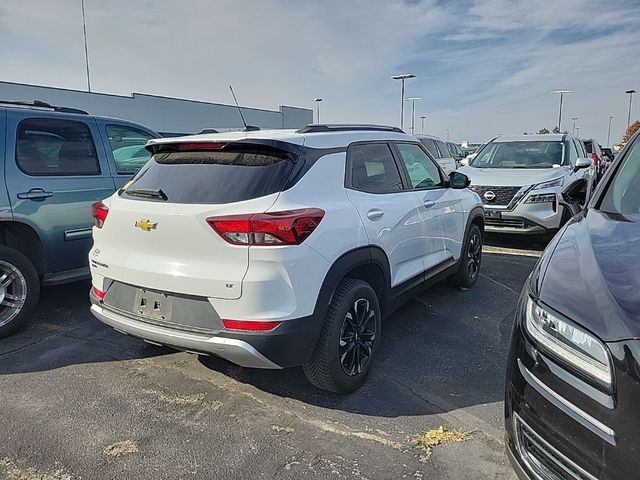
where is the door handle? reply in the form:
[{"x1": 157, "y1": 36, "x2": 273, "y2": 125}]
[
  {"x1": 367, "y1": 209, "x2": 384, "y2": 220},
  {"x1": 423, "y1": 200, "x2": 436, "y2": 208},
  {"x1": 17, "y1": 188, "x2": 54, "y2": 200}
]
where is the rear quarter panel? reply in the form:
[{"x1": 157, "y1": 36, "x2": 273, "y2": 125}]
[{"x1": 259, "y1": 151, "x2": 368, "y2": 317}]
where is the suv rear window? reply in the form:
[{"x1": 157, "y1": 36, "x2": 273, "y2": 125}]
[
  {"x1": 121, "y1": 144, "x2": 295, "y2": 204},
  {"x1": 16, "y1": 118, "x2": 100, "y2": 176}
]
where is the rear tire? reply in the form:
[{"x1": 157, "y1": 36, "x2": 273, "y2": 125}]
[
  {"x1": 303, "y1": 278, "x2": 381, "y2": 393},
  {"x1": 0, "y1": 246, "x2": 40, "y2": 338},
  {"x1": 448, "y1": 224, "x2": 482, "y2": 288}
]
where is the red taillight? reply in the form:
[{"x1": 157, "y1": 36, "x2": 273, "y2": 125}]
[
  {"x1": 175, "y1": 142, "x2": 226, "y2": 150},
  {"x1": 592, "y1": 153, "x2": 599, "y2": 167},
  {"x1": 207, "y1": 208, "x2": 325, "y2": 246},
  {"x1": 91, "y1": 286, "x2": 106, "y2": 300},
  {"x1": 222, "y1": 319, "x2": 281, "y2": 331},
  {"x1": 92, "y1": 201, "x2": 109, "y2": 228}
]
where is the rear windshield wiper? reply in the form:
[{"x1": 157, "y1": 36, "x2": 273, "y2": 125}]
[{"x1": 125, "y1": 188, "x2": 168, "y2": 201}]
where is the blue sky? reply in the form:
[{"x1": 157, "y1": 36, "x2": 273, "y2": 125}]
[{"x1": 1, "y1": 0, "x2": 639, "y2": 143}]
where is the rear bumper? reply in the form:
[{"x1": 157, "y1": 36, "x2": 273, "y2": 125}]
[
  {"x1": 90, "y1": 296, "x2": 322, "y2": 369},
  {"x1": 91, "y1": 302, "x2": 281, "y2": 368}
]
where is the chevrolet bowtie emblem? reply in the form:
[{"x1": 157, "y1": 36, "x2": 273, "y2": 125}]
[{"x1": 135, "y1": 219, "x2": 157, "y2": 231}]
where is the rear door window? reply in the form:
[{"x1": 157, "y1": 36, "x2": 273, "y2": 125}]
[
  {"x1": 348, "y1": 143, "x2": 403, "y2": 193},
  {"x1": 16, "y1": 118, "x2": 100, "y2": 176},
  {"x1": 419, "y1": 138, "x2": 441, "y2": 158},
  {"x1": 435, "y1": 140, "x2": 450, "y2": 158},
  {"x1": 106, "y1": 124, "x2": 155, "y2": 175},
  {"x1": 122, "y1": 144, "x2": 295, "y2": 204},
  {"x1": 583, "y1": 141, "x2": 593, "y2": 154}
]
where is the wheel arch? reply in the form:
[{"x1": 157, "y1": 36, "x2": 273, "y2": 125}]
[
  {"x1": 0, "y1": 221, "x2": 46, "y2": 274},
  {"x1": 313, "y1": 246, "x2": 391, "y2": 321},
  {"x1": 467, "y1": 206, "x2": 485, "y2": 236}
]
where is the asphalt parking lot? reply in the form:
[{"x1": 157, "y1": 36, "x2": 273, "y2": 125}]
[{"x1": 0, "y1": 235, "x2": 544, "y2": 480}]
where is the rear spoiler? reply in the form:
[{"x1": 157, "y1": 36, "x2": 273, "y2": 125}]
[{"x1": 145, "y1": 138, "x2": 303, "y2": 160}]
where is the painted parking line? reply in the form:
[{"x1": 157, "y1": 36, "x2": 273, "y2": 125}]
[{"x1": 482, "y1": 245, "x2": 542, "y2": 258}]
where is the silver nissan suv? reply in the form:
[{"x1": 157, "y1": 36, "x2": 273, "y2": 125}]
[{"x1": 458, "y1": 134, "x2": 595, "y2": 234}]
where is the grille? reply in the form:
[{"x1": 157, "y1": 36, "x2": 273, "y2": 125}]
[
  {"x1": 515, "y1": 415, "x2": 597, "y2": 480},
  {"x1": 485, "y1": 218, "x2": 526, "y2": 229},
  {"x1": 470, "y1": 185, "x2": 521, "y2": 206}
]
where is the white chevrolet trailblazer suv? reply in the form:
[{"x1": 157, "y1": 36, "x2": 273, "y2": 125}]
[{"x1": 89, "y1": 124, "x2": 484, "y2": 392}]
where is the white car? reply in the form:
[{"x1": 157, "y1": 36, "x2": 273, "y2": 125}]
[
  {"x1": 413, "y1": 134, "x2": 457, "y2": 175},
  {"x1": 458, "y1": 134, "x2": 594, "y2": 234},
  {"x1": 89, "y1": 124, "x2": 484, "y2": 392}
]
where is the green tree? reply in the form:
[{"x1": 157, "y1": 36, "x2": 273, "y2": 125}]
[
  {"x1": 538, "y1": 128, "x2": 550, "y2": 134},
  {"x1": 621, "y1": 120, "x2": 640, "y2": 144}
]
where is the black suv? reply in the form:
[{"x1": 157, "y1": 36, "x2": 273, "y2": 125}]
[{"x1": 505, "y1": 129, "x2": 640, "y2": 479}]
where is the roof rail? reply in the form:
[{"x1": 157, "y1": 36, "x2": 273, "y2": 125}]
[
  {"x1": 0, "y1": 100, "x2": 88, "y2": 115},
  {"x1": 296, "y1": 124, "x2": 405, "y2": 134}
]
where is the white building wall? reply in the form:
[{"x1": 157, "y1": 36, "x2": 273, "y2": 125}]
[{"x1": 0, "y1": 81, "x2": 313, "y2": 134}]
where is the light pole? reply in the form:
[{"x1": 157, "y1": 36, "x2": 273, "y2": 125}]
[
  {"x1": 314, "y1": 98, "x2": 322, "y2": 123},
  {"x1": 625, "y1": 89, "x2": 636, "y2": 128},
  {"x1": 404, "y1": 97, "x2": 421, "y2": 135},
  {"x1": 81, "y1": 0, "x2": 91, "y2": 92},
  {"x1": 607, "y1": 116, "x2": 614, "y2": 147},
  {"x1": 392, "y1": 73, "x2": 415, "y2": 130},
  {"x1": 446, "y1": 128, "x2": 450, "y2": 141},
  {"x1": 575, "y1": 127, "x2": 581, "y2": 137},
  {"x1": 571, "y1": 117, "x2": 578, "y2": 135},
  {"x1": 550, "y1": 90, "x2": 573, "y2": 132},
  {"x1": 420, "y1": 116, "x2": 426, "y2": 133}
]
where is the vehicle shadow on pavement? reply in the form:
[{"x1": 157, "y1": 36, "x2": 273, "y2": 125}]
[
  {"x1": 0, "y1": 280, "x2": 171, "y2": 375},
  {"x1": 198, "y1": 249, "x2": 540, "y2": 418}
]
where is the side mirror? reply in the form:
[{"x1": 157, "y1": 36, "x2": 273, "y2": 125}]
[
  {"x1": 559, "y1": 178, "x2": 588, "y2": 217},
  {"x1": 574, "y1": 157, "x2": 592, "y2": 171},
  {"x1": 460, "y1": 158, "x2": 469, "y2": 167},
  {"x1": 449, "y1": 171, "x2": 470, "y2": 189}
]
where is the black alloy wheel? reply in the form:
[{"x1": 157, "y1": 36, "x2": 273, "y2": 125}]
[
  {"x1": 467, "y1": 229, "x2": 482, "y2": 282},
  {"x1": 339, "y1": 299, "x2": 377, "y2": 376}
]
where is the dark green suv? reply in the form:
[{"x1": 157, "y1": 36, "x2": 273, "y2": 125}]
[{"x1": 0, "y1": 101, "x2": 159, "y2": 337}]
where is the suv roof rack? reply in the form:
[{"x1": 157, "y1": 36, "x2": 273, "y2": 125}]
[
  {"x1": 0, "y1": 100, "x2": 88, "y2": 115},
  {"x1": 296, "y1": 124, "x2": 405, "y2": 134}
]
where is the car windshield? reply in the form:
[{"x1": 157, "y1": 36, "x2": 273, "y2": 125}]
[
  {"x1": 470, "y1": 141, "x2": 564, "y2": 169},
  {"x1": 600, "y1": 138, "x2": 640, "y2": 216}
]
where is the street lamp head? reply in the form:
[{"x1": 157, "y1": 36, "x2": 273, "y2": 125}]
[
  {"x1": 550, "y1": 90, "x2": 574, "y2": 94},
  {"x1": 314, "y1": 98, "x2": 322, "y2": 102},
  {"x1": 420, "y1": 115, "x2": 426, "y2": 119},
  {"x1": 626, "y1": 89, "x2": 637, "y2": 94},
  {"x1": 404, "y1": 97, "x2": 422, "y2": 102},
  {"x1": 572, "y1": 117, "x2": 579, "y2": 120},
  {"x1": 392, "y1": 73, "x2": 416, "y2": 80}
]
